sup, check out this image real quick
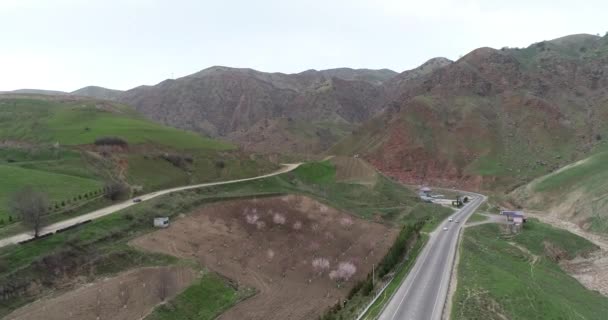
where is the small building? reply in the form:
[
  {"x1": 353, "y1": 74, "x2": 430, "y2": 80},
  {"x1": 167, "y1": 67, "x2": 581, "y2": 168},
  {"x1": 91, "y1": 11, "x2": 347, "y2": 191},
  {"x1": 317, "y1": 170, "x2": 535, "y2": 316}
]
[
  {"x1": 153, "y1": 217, "x2": 169, "y2": 228},
  {"x1": 420, "y1": 187, "x2": 432, "y2": 196},
  {"x1": 501, "y1": 211, "x2": 525, "y2": 222}
]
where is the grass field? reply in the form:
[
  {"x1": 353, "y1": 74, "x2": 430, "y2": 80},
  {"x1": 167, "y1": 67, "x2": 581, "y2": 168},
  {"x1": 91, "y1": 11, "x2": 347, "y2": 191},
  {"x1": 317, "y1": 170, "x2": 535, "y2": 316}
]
[
  {"x1": 146, "y1": 272, "x2": 254, "y2": 320},
  {"x1": 452, "y1": 221, "x2": 606, "y2": 320},
  {"x1": 0, "y1": 97, "x2": 233, "y2": 150},
  {"x1": 0, "y1": 164, "x2": 102, "y2": 221}
]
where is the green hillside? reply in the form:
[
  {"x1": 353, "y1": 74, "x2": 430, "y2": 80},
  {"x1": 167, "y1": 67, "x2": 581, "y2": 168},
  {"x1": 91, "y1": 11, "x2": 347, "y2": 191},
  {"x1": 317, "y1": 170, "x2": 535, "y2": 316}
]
[
  {"x1": 452, "y1": 222, "x2": 605, "y2": 320},
  {"x1": 511, "y1": 150, "x2": 608, "y2": 234},
  {"x1": 0, "y1": 96, "x2": 276, "y2": 229},
  {"x1": 0, "y1": 97, "x2": 233, "y2": 150}
]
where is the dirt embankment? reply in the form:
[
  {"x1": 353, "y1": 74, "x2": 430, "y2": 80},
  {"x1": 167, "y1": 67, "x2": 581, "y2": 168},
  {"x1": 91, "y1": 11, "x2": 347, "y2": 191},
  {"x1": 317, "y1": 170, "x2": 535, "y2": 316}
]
[
  {"x1": 5, "y1": 266, "x2": 198, "y2": 320},
  {"x1": 131, "y1": 195, "x2": 399, "y2": 320}
]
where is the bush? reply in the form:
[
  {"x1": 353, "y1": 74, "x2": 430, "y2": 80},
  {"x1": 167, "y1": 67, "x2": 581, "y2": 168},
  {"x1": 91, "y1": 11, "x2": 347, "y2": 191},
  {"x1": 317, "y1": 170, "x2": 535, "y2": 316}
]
[
  {"x1": 161, "y1": 153, "x2": 193, "y2": 169},
  {"x1": 94, "y1": 136, "x2": 128, "y2": 147}
]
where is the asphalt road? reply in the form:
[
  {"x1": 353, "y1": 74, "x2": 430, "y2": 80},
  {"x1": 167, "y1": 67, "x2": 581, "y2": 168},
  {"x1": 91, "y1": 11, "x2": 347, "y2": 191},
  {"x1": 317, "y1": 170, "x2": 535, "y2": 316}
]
[
  {"x1": 0, "y1": 163, "x2": 301, "y2": 248},
  {"x1": 378, "y1": 193, "x2": 486, "y2": 320}
]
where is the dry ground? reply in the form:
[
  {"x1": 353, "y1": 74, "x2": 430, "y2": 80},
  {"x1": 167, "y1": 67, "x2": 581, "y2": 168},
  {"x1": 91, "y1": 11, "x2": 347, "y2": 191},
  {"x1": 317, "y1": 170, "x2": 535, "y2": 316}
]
[
  {"x1": 131, "y1": 195, "x2": 399, "y2": 320},
  {"x1": 5, "y1": 266, "x2": 198, "y2": 320}
]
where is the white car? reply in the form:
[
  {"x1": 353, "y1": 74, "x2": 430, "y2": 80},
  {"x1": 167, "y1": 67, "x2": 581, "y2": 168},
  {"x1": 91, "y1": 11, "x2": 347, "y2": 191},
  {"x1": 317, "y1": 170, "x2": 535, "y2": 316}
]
[
  {"x1": 455, "y1": 220, "x2": 460, "y2": 223},
  {"x1": 443, "y1": 227, "x2": 448, "y2": 231},
  {"x1": 448, "y1": 217, "x2": 453, "y2": 222}
]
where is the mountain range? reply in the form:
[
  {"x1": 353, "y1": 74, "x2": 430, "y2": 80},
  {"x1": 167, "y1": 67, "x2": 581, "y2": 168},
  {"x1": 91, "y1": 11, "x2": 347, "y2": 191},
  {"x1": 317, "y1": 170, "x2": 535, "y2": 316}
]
[{"x1": 4, "y1": 33, "x2": 608, "y2": 191}]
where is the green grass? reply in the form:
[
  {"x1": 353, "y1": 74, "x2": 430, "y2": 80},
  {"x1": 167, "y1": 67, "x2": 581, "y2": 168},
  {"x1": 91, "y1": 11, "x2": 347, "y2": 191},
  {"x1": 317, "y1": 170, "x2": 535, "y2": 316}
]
[
  {"x1": 533, "y1": 151, "x2": 608, "y2": 193},
  {"x1": 467, "y1": 212, "x2": 488, "y2": 223},
  {"x1": 0, "y1": 97, "x2": 233, "y2": 150},
  {"x1": 146, "y1": 272, "x2": 252, "y2": 320},
  {"x1": 0, "y1": 164, "x2": 102, "y2": 221},
  {"x1": 511, "y1": 218, "x2": 597, "y2": 258},
  {"x1": 293, "y1": 160, "x2": 336, "y2": 184},
  {"x1": 452, "y1": 222, "x2": 606, "y2": 320}
]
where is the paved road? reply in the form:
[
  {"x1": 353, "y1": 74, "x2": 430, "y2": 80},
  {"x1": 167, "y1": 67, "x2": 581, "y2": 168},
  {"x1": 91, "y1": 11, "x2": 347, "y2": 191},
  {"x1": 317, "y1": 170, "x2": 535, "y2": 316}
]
[
  {"x1": 0, "y1": 163, "x2": 301, "y2": 248},
  {"x1": 378, "y1": 193, "x2": 486, "y2": 320}
]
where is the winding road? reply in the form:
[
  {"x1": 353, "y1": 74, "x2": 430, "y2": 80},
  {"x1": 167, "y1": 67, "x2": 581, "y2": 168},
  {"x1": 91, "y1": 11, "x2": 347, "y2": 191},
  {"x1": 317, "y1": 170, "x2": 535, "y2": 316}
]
[
  {"x1": 378, "y1": 192, "x2": 486, "y2": 320},
  {"x1": 0, "y1": 163, "x2": 301, "y2": 248}
]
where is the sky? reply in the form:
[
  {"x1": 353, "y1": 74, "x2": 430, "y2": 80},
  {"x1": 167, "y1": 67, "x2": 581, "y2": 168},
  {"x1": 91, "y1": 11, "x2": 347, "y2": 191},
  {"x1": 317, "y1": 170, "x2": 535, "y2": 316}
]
[{"x1": 0, "y1": 0, "x2": 606, "y2": 92}]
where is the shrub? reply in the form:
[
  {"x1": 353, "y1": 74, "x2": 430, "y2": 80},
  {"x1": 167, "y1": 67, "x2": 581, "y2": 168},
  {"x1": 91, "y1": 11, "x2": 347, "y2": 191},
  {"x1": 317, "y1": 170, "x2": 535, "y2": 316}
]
[
  {"x1": 215, "y1": 160, "x2": 226, "y2": 169},
  {"x1": 94, "y1": 136, "x2": 128, "y2": 147},
  {"x1": 161, "y1": 153, "x2": 193, "y2": 169}
]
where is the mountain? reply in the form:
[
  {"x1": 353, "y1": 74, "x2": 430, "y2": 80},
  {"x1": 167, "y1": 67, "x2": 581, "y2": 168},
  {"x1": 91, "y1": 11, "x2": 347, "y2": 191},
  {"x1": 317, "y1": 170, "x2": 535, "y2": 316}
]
[
  {"x1": 72, "y1": 86, "x2": 123, "y2": 101},
  {"x1": 118, "y1": 66, "x2": 402, "y2": 154},
  {"x1": 332, "y1": 33, "x2": 608, "y2": 191}
]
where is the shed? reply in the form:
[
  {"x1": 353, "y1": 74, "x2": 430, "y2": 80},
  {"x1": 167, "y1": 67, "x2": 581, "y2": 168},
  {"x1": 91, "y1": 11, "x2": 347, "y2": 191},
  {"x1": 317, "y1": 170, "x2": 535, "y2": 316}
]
[
  {"x1": 501, "y1": 210, "x2": 525, "y2": 222},
  {"x1": 154, "y1": 217, "x2": 169, "y2": 228}
]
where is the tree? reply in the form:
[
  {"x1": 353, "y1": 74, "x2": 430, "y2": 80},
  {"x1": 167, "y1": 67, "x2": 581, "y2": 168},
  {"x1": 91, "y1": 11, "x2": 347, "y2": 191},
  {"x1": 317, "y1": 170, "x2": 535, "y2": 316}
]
[
  {"x1": 104, "y1": 181, "x2": 130, "y2": 201},
  {"x1": 10, "y1": 186, "x2": 49, "y2": 238}
]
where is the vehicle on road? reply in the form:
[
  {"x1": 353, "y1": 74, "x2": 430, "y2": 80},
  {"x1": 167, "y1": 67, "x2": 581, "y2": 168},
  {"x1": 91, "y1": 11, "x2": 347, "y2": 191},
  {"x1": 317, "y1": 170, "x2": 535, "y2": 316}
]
[
  {"x1": 449, "y1": 217, "x2": 453, "y2": 222},
  {"x1": 455, "y1": 220, "x2": 459, "y2": 223},
  {"x1": 443, "y1": 227, "x2": 448, "y2": 231},
  {"x1": 133, "y1": 198, "x2": 142, "y2": 203}
]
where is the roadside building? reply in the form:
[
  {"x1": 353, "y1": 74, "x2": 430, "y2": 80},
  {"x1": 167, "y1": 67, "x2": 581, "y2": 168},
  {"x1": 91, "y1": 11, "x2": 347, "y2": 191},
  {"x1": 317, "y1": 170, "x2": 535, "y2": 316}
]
[
  {"x1": 500, "y1": 210, "x2": 525, "y2": 222},
  {"x1": 420, "y1": 187, "x2": 432, "y2": 196}
]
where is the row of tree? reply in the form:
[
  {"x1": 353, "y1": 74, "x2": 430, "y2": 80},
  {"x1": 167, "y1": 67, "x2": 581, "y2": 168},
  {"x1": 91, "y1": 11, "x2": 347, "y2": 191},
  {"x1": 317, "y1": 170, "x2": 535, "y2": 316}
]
[{"x1": 8, "y1": 181, "x2": 131, "y2": 238}]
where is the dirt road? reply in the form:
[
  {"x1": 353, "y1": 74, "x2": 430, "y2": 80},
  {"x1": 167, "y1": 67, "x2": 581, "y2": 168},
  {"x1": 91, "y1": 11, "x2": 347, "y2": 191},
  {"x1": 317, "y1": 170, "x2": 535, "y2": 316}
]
[{"x1": 0, "y1": 163, "x2": 301, "y2": 248}]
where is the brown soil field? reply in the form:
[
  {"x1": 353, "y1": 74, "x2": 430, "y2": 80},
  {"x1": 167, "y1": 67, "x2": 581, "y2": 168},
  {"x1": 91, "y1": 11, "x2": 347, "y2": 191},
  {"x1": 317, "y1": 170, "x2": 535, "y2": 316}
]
[
  {"x1": 131, "y1": 195, "x2": 399, "y2": 320},
  {"x1": 5, "y1": 266, "x2": 198, "y2": 320}
]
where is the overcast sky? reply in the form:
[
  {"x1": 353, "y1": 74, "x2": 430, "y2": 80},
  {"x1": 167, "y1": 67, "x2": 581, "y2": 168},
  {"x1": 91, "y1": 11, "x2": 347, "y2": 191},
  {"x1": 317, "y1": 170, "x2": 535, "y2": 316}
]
[{"x1": 1, "y1": 0, "x2": 606, "y2": 92}]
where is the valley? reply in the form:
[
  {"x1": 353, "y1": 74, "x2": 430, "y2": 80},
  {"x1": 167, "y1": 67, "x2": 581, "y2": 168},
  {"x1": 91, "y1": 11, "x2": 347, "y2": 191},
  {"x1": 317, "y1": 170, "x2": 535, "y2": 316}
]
[{"x1": 2, "y1": 27, "x2": 608, "y2": 320}]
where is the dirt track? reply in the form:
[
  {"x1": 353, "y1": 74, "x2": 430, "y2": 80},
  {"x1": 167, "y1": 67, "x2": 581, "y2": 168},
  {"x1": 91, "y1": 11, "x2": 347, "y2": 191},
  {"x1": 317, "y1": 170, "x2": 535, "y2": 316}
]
[
  {"x1": 131, "y1": 195, "x2": 398, "y2": 320},
  {"x1": 5, "y1": 266, "x2": 198, "y2": 320}
]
